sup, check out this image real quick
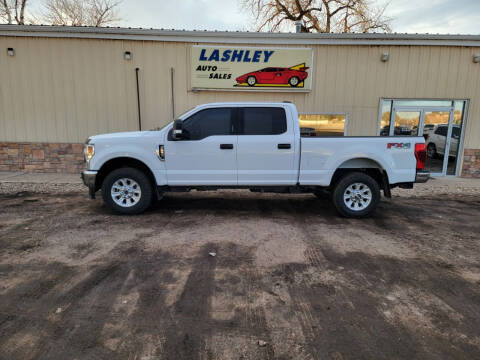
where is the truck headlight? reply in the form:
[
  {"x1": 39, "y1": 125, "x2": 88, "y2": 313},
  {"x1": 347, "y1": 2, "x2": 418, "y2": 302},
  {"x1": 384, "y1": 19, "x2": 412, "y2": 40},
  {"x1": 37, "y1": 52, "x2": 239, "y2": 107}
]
[{"x1": 84, "y1": 144, "x2": 95, "y2": 162}]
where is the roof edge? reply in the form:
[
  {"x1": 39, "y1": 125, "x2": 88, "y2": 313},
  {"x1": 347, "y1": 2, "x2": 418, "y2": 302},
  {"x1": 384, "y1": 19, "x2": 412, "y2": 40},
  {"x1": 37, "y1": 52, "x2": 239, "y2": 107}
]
[{"x1": 1, "y1": 24, "x2": 480, "y2": 46}]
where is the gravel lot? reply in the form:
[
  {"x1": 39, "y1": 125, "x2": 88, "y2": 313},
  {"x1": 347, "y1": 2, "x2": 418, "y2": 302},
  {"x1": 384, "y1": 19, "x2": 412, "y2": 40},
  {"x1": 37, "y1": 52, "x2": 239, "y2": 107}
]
[{"x1": 1, "y1": 181, "x2": 480, "y2": 359}]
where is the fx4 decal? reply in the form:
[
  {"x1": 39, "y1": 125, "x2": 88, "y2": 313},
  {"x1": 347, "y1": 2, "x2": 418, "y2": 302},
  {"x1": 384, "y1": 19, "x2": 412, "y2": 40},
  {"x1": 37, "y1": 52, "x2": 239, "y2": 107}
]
[{"x1": 387, "y1": 143, "x2": 411, "y2": 149}]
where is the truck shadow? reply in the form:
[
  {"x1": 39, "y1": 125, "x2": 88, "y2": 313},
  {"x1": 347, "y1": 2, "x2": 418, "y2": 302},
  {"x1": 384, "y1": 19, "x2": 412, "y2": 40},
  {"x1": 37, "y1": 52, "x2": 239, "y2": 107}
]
[{"x1": 151, "y1": 191, "x2": 339, "y2": 218}]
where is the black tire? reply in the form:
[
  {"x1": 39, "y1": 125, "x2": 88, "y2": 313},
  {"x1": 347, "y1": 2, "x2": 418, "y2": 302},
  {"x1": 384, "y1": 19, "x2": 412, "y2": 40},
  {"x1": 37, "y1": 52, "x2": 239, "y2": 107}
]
[
  {"x1": 101, "y1": 167, "x2": 153, "y2": 215},
  {"x1": 246, "y1": 76, "x2": 257, "y2": 86},
  {"x1": 289, "y1": 76, "x2": 300, "y2": 87},
  {"x1": 427, "y1": 143, "x2": 438, "y2": 159},
  {"x1": 332, "y1": 172, "x2": 380, "y2": 218}
]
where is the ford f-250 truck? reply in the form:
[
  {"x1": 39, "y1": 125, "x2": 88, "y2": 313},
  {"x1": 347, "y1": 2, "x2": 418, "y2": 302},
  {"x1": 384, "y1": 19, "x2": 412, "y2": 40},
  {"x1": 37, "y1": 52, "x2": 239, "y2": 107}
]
[{"x1": 81, "y1": 102, "x2": 429, "y2": 218}]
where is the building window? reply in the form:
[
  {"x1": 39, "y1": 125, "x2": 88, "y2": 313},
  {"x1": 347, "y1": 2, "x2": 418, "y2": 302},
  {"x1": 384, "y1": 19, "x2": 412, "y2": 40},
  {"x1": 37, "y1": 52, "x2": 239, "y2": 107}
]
[
  {"x1": 379, "y1": 101, "x2": 392, "y2": 135},
  {"x1": 299, "y1": 113, "x2": 347, "y2": 137}
]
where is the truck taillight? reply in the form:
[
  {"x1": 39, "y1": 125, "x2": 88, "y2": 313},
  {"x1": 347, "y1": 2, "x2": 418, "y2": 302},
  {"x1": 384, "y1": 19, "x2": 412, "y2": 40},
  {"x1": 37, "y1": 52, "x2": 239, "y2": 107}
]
[{"x1": 415, "y1": 143, "x2": 427, "y2": 170}]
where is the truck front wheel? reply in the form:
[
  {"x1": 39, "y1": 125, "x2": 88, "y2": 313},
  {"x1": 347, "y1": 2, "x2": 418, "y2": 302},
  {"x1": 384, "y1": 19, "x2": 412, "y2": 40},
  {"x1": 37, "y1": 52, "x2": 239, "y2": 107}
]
[
  {"x1": 101, "y1": 167, "x2": 153, "y2": 214},
  {"x1": 332, "y1": 172, "x2": 380, "y2": 218}
]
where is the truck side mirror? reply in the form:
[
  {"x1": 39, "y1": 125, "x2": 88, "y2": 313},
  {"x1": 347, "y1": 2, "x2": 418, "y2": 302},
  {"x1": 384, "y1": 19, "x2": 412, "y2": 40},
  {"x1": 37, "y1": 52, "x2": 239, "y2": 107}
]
[{"x1": 172, "y1": 119, "x2": 184, "y2": 140}]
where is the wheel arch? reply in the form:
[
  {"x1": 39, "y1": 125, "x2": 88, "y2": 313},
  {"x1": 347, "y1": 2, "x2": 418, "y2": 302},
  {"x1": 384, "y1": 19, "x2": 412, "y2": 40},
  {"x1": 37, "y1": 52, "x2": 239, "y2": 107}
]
[
  {"x1": 95, "y1": 157, "x2": 157, "y2": 194},
  {"x1": 330, "y1": 157, "x2": 389, "y2": 192}
]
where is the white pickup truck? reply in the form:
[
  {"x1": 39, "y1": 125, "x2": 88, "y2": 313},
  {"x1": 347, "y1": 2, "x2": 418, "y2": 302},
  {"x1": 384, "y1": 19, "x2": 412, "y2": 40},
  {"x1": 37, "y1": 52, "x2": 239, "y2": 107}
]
[{"x1": 81, "y1": 102, "x2": 429, "y2": 218}]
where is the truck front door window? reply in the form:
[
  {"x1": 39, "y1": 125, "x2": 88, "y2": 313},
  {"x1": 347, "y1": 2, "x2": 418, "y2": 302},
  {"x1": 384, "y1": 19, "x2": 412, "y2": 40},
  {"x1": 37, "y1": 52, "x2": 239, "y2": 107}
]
[{"x1": 181, "y1": 108, "x2": 232, "y2": 140}]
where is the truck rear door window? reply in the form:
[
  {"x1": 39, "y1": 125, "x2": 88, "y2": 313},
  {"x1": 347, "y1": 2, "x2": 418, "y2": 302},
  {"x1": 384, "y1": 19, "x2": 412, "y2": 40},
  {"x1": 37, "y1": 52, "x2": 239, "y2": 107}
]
[
  {"x1": 182, "y1": 108, "x2": 232, "y2": 140},
  {"x1": 240, "y1": 107, "x2": 287, "y2": 135}
]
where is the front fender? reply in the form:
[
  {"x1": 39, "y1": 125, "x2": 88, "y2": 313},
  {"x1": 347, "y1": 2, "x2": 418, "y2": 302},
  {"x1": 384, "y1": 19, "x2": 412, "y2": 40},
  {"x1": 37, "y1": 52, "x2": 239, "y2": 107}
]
[{"x1": 89, "y1": 145, "x2": 166, "y2": 186}]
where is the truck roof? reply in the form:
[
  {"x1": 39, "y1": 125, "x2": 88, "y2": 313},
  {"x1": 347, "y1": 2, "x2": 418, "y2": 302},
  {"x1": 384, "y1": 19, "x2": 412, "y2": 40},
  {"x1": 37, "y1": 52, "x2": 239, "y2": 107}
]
[{"x1": 193, "y1": 102, "x2": 295, "y2": 107}]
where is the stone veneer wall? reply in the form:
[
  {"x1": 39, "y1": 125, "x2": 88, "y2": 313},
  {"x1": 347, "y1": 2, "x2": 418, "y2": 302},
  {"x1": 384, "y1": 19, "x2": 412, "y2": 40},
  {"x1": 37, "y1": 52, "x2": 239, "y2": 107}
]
[
  {"x1": 0, "y1": 142, "x2": 85, "y2": 173},
  {"x1": 461, "y1": 149, "x2": 480, "y2": 178},
  {"x1": 0, "y1": 142, "x2": 479, "y2": 178}
]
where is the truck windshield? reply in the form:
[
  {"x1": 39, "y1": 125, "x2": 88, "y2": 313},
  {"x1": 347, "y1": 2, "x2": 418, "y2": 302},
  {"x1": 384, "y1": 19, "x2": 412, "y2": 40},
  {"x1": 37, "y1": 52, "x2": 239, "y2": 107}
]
[
  {"x1": 178, "y1": 107, "x2": 196, "y2": 119},
  {"x1": 150, "y1": 106, "x2": 197, "y2": 131}
]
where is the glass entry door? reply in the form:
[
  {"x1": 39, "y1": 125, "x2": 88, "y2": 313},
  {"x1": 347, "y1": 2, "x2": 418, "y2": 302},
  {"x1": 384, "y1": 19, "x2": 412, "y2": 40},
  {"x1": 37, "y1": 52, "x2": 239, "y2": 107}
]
[
  {"x1": 423, "y1": 111, "x2": 451, "y2": 174},
  {"x1": 390, "y1": 106, "x2": 456, "y2": 176},
  {"x1": 380, "y1": 99, "x2": 467, "y2": 176}
]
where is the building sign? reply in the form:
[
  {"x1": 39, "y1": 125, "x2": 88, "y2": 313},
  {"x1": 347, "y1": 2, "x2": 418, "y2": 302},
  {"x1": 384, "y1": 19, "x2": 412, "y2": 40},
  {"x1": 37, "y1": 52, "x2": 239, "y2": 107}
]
[{"x1": 191, "y1": 45, "x2": 313, "y2": 91}]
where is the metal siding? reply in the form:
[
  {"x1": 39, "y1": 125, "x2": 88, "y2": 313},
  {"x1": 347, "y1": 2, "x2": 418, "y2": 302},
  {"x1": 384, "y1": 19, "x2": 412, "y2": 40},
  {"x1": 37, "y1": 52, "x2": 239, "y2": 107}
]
[
  {"x1": 0, "y1": 37, "x2": 15, "y2": 140},
  {"x1": 0, "y1": 36, "x2": 479, "y2": 150}
]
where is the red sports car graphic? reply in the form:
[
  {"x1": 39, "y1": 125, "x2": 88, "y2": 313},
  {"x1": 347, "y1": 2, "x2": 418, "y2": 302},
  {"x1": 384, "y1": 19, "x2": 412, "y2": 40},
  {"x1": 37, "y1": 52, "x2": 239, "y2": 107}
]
[{"x1": 235, "y1": 64, "x2": 309, "y2": 87}]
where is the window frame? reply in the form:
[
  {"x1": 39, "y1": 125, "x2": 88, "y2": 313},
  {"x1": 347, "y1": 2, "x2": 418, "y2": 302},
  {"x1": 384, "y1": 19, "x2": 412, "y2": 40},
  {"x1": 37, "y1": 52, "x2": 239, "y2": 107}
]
[
  {"x1": 377, "y1": 98, "x2": 468, "y2": 136},
  {"x1": 298, "y1": 112, "x2": 349, "y2": 137},
  {"x1": 237, "y1": 106, "x2": 288, "y2": 136}
]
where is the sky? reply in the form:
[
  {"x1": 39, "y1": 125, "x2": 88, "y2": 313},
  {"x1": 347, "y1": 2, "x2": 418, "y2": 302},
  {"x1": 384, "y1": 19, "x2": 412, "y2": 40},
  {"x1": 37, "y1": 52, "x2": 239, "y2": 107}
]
[
  {"x1": 28, "y1": 0, "x2": 480, "y2": 34},
  {"x1": 114, "y1": 0, "x2": 480, "y2": 34}
]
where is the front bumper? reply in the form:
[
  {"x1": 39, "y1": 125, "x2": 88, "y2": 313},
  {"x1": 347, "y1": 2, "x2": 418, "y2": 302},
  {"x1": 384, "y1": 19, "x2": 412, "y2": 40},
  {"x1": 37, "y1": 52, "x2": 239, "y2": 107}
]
[
  {"x1": 415, "y1": 170, "x2": 430, "y2": 183},
  {"x1": 81, "y1": 170, "x2": 98, "y2": 199}
]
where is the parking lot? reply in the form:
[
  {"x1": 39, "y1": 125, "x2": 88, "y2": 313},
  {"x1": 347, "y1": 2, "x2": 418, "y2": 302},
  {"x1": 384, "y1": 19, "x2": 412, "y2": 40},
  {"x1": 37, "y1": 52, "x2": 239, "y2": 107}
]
[{"x1": 1, "y1": 180, "x2": 480, "y2": 359}]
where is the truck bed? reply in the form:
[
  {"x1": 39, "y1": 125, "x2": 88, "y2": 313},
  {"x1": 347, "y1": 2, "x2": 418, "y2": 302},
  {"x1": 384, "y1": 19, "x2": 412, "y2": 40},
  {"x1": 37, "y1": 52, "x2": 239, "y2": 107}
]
[{"x1": 299, "y1": 136, "x2": 423, "y2": 186}]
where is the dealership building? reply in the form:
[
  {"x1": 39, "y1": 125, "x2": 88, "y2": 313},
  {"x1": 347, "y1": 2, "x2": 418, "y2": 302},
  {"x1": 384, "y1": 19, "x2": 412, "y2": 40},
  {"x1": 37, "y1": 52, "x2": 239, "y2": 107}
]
[{"x1": 0, "y1": 25, "x2": 479, "y2": 177}]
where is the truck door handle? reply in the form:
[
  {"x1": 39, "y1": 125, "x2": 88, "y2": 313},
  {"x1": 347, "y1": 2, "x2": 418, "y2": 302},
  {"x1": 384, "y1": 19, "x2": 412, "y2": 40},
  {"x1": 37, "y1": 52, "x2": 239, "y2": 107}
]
[
  {"x1": 220, "y1": 144, "x2": 234, "y2": 149},
  {"x1": 278, "y1": 143, "x2": 291, "y2": 149}
]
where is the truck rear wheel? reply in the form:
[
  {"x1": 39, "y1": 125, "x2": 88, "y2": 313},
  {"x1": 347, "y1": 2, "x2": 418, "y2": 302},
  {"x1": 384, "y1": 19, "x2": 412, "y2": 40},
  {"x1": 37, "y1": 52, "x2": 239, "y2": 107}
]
[
  {"x1": 332, "y1": 172, "x2": 380, "y2": 218},
  {"x1": 101, "y1": 167, "x2": 153, "y2": 214}
]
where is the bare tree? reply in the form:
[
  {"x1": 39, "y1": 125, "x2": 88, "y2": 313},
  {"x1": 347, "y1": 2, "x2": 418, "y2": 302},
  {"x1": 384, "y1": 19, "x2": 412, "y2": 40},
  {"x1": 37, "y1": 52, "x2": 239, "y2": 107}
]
[
  {"x1": 242, "y1": 0, "x2": 392, "y2": 33},
  {"x1": 42, "y1": 0, "x2": 122, "y2": 26},
  {"x1": 0, "y1": 0, "x2": 28, "y2": 24}
]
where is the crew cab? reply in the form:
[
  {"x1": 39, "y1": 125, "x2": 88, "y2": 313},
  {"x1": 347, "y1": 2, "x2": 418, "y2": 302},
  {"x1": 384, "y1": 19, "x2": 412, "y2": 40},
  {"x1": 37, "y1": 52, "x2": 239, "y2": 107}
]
[{"x1": 82, "y1": 102, "x2": 429, "y2": 218}]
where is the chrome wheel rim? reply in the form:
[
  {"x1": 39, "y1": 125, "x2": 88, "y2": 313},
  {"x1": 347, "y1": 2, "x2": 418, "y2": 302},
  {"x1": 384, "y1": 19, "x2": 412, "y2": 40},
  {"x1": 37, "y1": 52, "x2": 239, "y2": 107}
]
[
  {"x1": 290, "y1": 77, "x2": 299, "y2": 85},
  {"x1": 247, "y1": 77, "x2": 256, "y2": 85},
  {"x1": 111, "y1": 178, "x2": 142, "y2": 208},
  {"x1": 343, "y1": 182, "x2": 372, "y2": 211}
]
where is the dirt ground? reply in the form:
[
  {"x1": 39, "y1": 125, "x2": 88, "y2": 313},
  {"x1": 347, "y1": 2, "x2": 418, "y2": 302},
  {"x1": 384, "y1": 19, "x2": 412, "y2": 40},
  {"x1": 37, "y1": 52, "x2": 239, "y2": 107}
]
[{"x1": 1, "y1": 188, "x2": 480, "y2": 360}]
